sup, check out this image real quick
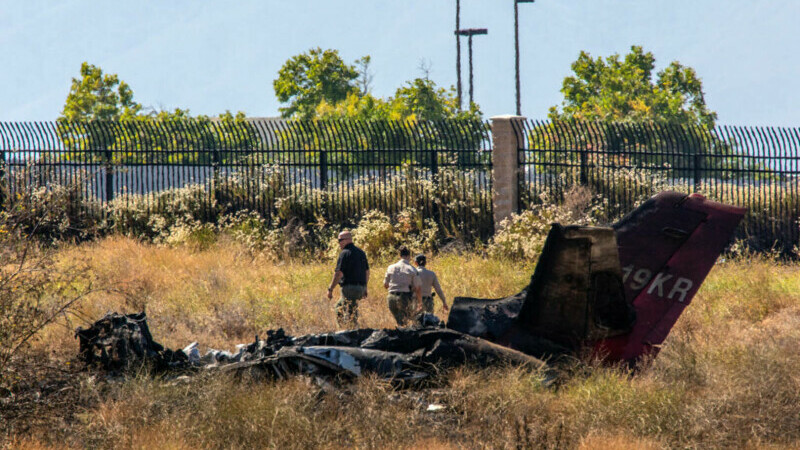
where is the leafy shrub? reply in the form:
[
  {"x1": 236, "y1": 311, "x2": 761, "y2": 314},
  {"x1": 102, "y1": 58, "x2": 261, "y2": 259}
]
[
  {"x1": 4, "y1": 160, "x2": 798, "y2": 256},
  {"x1": 215, "y1": 167, "x2": 319, "y2": 224},
  {"x1": 327, "y1": 209, "x2": 441, "y2": 261},
  {"x1": 221, "y1": 212, "x2": 317, "y2": 260},
  {"x1": 489, "y1": 187, "x2": 604, "y2": 261},
  {"x1": 162, "y1": 219, "x2": 218, "y2": 250},
  {"x1": 106, "y1": 183, "x2": 218, "y2": 240},
  {"x1": 346, "y1": 211, "x2": 398, "y2": 259},
  {"x1": 586, "y1": 166, "x2": 672, "y2": 221},
  {"x1": 3, "y1": 165, "x2": 101, "y2": 243},
  {"x1": 488, "y1": 206, "x2": 567, "y2": 262}
]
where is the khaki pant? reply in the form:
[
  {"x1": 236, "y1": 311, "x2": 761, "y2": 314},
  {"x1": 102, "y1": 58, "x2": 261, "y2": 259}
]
[
  {"x1": 335, "y1": 285, "x2": 365, "y2": 328},
  {"x1": 387, "y1": 292, "x2": 416, "y2": 326}
]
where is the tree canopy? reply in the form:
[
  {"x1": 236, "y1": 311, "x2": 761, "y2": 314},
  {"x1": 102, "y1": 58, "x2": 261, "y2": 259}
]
[
  {"x1": 393, "y1": 77, "x2": 470, "y2": 121},
  {"x1": 314, "y1": 77, "x2": 480, "y2": 122},
  {"x1": 272, "y1": 50, "x2": 486, "y2": 168},
  {"x1": 58, "y1": 62, "x2": 256, "y2": 163},
  {"x1": 549, "y1": 46, "x2": 717, "y2": 128},
  {"x1": 60, "y1": 62, "x2": 142, "y2": 121},
  {"x1": 533, "y1": 47, "x2": 761, "y2": 185},
  {"x1": 273, "y1": 48, "x2": 360, "y2": 119},
  {"x1": 274, "y1": 49, "x2": 481, "y2": 122}
]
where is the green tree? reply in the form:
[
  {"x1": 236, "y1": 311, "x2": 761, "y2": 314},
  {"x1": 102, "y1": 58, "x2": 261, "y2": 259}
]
[
  {"x1": 311, "y1": 77, "x2": 483, "y2": 155},
  {"x1": 273, "y1": 48, "x2": 481, "y2": 122},
  {"x1": 57, "y1": 62, "x2": 257, "y2": 164},
  {"x1": 273, "y1": 48, "x2": 360, "y2": 119},
  {"x1": 538, "y1": 46, "x2": 731, "y2": 177},
  {"x1": 549, "y1": 45, "x2": 717, "y2": 127},
  {"x1": 392, "y1": 77, "x2": 480, "y2": 121},
  {"x1": 315, "y1": 93, "x2": 397, "y2": 121},
  {"x1": 60, "y1": 62, "x2": 142, "y2": 121},
  {"x1": 524, "y1": 46, "x2": 754, "y2": 211},
  {"x1": 291, "y1": 77, "x2": 486, "y2": 177},
  {"x1": 354, "y1": 55, "x2": 374, "y2": 96},
  {"x1": 314, "y1": 76, "x2": 481, "y2": 122}
]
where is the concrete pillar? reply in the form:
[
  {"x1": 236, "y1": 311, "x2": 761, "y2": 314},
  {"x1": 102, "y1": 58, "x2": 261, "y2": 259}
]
[{"x1": 491, "y1": 115, "x2": 526, "y2": 230}]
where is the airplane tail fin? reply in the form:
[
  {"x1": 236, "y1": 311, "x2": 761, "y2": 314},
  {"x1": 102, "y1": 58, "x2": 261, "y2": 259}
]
[
  {"x1": 447, "y1": 191, "x2": 745, "y2": 364},
  {"x1": 593, "y1": 192, "x2": 745, "y2": 362}
]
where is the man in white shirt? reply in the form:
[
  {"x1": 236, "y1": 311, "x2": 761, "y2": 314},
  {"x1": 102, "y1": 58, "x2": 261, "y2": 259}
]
[
  {"x1": 383, "y1": 246, "x2": 422, "y2": 326},
  {"x1": 414, "y1": 254, "x2": 448, "y2": 315}
]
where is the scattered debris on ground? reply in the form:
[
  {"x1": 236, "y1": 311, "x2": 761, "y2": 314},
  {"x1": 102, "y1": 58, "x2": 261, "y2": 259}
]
[{"x1": 76, "y1": 311, "x2": 548, "y2": 384}]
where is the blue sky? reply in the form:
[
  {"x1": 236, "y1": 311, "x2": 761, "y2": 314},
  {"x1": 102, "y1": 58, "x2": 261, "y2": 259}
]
[{"x1": 2, "y1": 0, "x2": 799, "y2": 126}]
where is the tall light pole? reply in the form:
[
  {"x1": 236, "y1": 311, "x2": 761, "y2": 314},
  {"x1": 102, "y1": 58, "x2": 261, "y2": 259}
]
[
  {"x1": 456, "y1": 28, "x2": 488, "y2": 107},
  {"x1": 455, "y1": 0, "x2": 462, "y2": 111},
  {"x1": 515, "y1": 0, "x2": 534, "y2": 116}
]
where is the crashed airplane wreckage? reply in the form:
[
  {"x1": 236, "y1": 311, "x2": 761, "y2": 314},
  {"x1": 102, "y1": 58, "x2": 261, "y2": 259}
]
[
  {"x1": 76, "y1": 313, "x2": 544, "y2": 382},
  {"x1": 77, "y1": 192, "x2": 744, "y2": 381}
]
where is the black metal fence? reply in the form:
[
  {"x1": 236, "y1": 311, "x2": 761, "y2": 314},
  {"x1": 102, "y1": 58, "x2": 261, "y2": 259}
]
[
  {"x1": 0, "y1": 120, "x2": 493, "y2": 240},
  {"x1": 517, "y1": 120, "x2": 800, "y2": 252},
  {"x1": 2, "y1": 119, "x2": 799, "y2": 251}
]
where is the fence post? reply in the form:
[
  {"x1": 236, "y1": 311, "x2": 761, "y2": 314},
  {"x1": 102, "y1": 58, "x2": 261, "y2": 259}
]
[
  {"x1": 579, "y1": 150, "x2": 589, "y2": 185},
  {"x1": 429, "y1": 149, "x2": 438, "y2": 175},
  {"x1": 0, "y1": 148, "x2": 5, "y2": 210},
  {"x1": 319, "y1": 150, "x2": 328, "y2": 189},
  {"x1": 212, "y1": 147, "x2": 221, "y2": 205},
  {"x1": 490, "y1": 115, "x2": 525, "y2": 232},
  {"x1": 693, "y1": 147, "x2": 702, "y2": 192},
  {"x1": 105, "y1": 147, "x2": 114, "y2": 202}
]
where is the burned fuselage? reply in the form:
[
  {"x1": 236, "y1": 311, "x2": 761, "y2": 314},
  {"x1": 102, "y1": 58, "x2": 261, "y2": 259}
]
[{"x1": 448, "y1": 225, "x2": 635, "y2": 360}]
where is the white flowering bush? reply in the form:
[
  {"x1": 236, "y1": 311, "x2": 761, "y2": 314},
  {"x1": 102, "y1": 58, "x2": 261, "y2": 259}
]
[
  {"x1": 220, "y1": 212, "x2": 315, "y2": 260},
  {"x1": 489, "y1": 187, "x2": 604, "y2": 262},
  {"x1": 340, "y1": 211, "x2": 398, "y2": 260},
  {"x1": 6, "y1": 161, "x2": 797, "y2": 256},
  {"x1": 2, "y1": 165, "x2": 101, "y2": 243},
  {"x1": 325, "y1": 209, "x2": 441, "y2": 261},
  {"x1": 106, "y1": 183, "x2": 218, "y2": 240},
  {"x1": 162, "y1": 219, "x2": 218, "y2": 249},
  {"x1": 488, "y1": 205, "x2": 571, "y2": 262}
]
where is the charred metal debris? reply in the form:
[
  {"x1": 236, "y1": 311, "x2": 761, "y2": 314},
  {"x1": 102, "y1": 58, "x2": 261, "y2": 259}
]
[
  {"x1": 76, "y1": 192, "x2": 745, "y2": 383},
  {"x1": 76, "y1": 312, "x2": 545, "y2": 383}
]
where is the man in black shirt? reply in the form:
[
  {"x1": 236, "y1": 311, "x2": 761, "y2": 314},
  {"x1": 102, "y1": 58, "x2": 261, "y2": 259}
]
[{"x1": 327, "y1": 230, "x2": 370, "y2": 328}]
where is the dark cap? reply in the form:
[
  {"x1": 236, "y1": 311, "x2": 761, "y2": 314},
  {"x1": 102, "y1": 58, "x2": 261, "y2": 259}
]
[{"x1": 414, "y1": 254, "x2": 426, "y2": 265}]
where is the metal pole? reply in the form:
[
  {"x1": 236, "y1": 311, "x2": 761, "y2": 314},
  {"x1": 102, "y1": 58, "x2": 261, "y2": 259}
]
[
  {"x1": 514, "y1": 1, "x2": 521, "y2": 115},
  {"x1": 515, "y1": 0, "x2": 534, "y2": 116},
  {"x1": 468, "y1": 34, "x2": 474, "y2": 106},
  {"x1": 105, "y1": 145, "x2": 114, "y2": 202},
  {"x1": 456, "y1": 0, "x2": 462, "y2": 111},
  {"x1": 456, "y1": 28, "x2": 487, "y2": 107}
]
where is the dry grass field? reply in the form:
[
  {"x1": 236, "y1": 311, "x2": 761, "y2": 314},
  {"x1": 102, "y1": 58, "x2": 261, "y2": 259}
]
[{"x1": 3, "y1": 236, "x2": 800, "y2": 448}]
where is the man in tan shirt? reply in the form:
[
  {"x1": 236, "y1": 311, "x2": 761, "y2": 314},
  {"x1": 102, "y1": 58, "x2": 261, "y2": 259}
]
[
  {"x1": 383, "y1": 246, "x2": 422, "y2": 326},
  {"x1": 414, "y1": 254, "x2": 448, "y2": 315}
]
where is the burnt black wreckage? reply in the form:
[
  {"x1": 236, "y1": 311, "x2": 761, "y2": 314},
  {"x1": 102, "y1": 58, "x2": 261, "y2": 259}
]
[{"x1": 77, "y1": 192, "x2": 745, "y2": 382}]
